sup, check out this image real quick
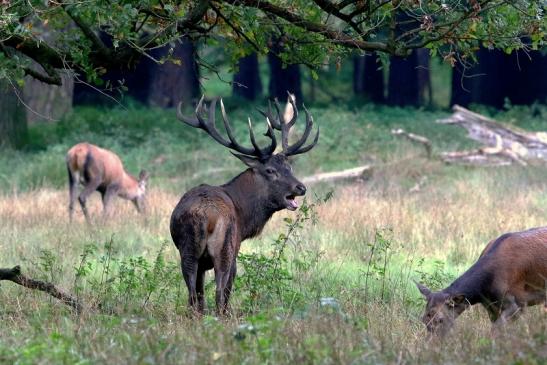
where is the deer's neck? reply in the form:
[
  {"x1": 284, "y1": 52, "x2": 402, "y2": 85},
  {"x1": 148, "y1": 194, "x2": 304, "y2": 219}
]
[
  {"x1": 118, "y1": 172, "x2": 139, "y2": 200},
  {"x1": 444, "y1": 259, "x2": 494, "y2": 306},
  {"x1": 223, "y1": 169, "x2": 278, "y2": 240}
]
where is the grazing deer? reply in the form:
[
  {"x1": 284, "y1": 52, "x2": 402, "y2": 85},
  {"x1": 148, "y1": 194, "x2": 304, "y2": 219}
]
[
  {"x1": 171, "y1": 96, "x2": 319, "y2": 314},
  {"x1": 66, "y1": 142, "x2": 149, "y2": 222},
  {"x1": 416, "y1": 227, "x2": 547, "y2": 337}
]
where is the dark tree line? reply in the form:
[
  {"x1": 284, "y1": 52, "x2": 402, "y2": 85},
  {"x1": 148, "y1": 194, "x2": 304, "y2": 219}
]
[{"x1": 452, "y1": 49, "x2": 547, "y2": 108}]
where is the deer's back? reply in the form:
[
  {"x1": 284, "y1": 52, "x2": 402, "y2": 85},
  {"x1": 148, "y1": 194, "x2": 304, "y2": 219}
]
[
  {"x1": 480, "y1": 227, "x2": 547, "y2": 300},
  {"x1": 170, "y1": 185, "x2": 239, "y2": 255},
  {"x1": 67, "y1": 143, "x2": 126, "y2": 185}
]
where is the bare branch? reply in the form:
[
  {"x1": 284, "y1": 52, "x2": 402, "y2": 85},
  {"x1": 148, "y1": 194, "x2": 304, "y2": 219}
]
[
  {"x1": 63, "y1": 5, "x2": 112, "y2": 58},
  {"x1": 391, "y1": 128, "x2": 432, "y2": 158},
  {"x1": 1, "y1": 266, "x2": 82, "y2": 313}
]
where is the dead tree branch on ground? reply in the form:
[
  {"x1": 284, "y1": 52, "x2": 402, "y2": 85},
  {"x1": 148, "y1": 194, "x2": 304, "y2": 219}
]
[{"x1": 0, "y1": 265, "x2": 82, "y2": 313}]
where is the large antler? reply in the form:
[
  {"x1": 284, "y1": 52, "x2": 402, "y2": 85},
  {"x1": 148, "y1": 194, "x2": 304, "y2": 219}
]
[
  {"x1": 177, "y1": 96, "x2": 277, "y2": 160},
  {"x1": 258, "y1": 93, "x2": 319, "y2": 157}
]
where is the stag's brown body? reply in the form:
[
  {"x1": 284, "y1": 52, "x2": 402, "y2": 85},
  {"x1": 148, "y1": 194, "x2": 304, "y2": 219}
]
[
  {"x1": 170, "y1": 96, "x2": 317, "y2": 314},
  {"x1": 66, "y1": 142, "x2": 149, "y2": 222},
  {"x1": 417, "y1": 227, "x2": 547, "y2": 336}
]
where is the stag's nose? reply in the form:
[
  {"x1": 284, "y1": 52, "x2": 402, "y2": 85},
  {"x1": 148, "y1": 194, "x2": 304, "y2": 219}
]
[{"x1": 295, "y1": 184, "x2": 306, "y2": 196}]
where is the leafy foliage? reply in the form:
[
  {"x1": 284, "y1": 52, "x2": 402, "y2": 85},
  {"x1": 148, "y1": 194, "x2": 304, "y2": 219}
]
[
  {"x1": 0, "y1": 1, "x2": 544, "y2": 85},
  {"x1": 236, "y1": 193, "x2": 331, "y2": 313}
]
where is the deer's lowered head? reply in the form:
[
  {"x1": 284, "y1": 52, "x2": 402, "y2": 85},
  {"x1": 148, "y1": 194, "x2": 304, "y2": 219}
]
[
  {"x1": 416, "y1": 282, "x2": 468, "y2": 337},
  {"x1": 122, "y1": 169, "x2": 150, "y2": 213}
]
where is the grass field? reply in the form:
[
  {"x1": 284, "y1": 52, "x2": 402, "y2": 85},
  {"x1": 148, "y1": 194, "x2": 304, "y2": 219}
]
[{"x1": 1, "y1": 102, "x2": 546, "y2": 364}]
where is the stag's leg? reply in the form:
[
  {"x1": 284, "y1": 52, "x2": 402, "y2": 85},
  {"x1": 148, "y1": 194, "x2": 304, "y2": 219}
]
[
  {"x1": 196, "y1": 267, "x2": 206, "y2": 313},
  {"x1": 78, "y1": 177, "x2": 101, "y2": 223},
  {"x1": 180, "y1": 250, "x2": 200, "y2": 314},
  {"x1": 67, "y1": 167, "x2": 79, "y2": 222},
  {"x1": 214, "y1": 267, "x2": 231, "y2": 316},
  {"x1": 223, "y1": 260, "x2": 237, "y2": 311}
]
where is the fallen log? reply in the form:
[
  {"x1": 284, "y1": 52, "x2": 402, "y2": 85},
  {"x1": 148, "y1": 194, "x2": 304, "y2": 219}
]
[
  {"x1": 301, "y1": 165, "x2": 373, "y2": 185},
  {"x1": 436, "y1": 105, "x2": 547, "y2": 165},
  {"x1": 0, "y1": 265, "x2": 82, "y2": 313},
  {"x1": 391, "y1": 128, "x2": 432, "y2": 158}
]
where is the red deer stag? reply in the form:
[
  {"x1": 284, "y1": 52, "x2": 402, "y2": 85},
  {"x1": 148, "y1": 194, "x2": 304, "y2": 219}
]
[
  {"x1": 416, "y1": 227, "x2": 547, "y2": 337},
  {"x1": 171, "y1": 96, "x2": 318, "y2": 314},
  {"x1": 66, "y1": 143, "x2": 149, "y2": 222}
]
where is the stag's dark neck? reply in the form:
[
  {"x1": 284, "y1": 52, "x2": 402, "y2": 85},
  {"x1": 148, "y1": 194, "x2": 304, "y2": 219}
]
[
  {"x1": 443, "y1": 257, "x2": 495, "y2": 306},
  {"x1": 222, "y1": 169, "x2": 278, "y2": 240}
]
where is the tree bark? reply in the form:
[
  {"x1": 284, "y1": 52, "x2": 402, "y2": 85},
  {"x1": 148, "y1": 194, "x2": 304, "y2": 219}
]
[
  {"x1": 0, "y1": 265, "x2": 82, "y2": 313},
  {"x1": 387, "y1": 49, "x2": 430, "y2": 107},
  {"x1": 74, "y1": 36, "x2": 200, "y2": 107},
  {"x1": 451, "y1": 48, "x2": 547, "y2": 108},
  {"x1": 233, "y1": 53, "x2": 262, "y2": 100},
  {"x1": 147, "y1": 36, "x2": 200, "y2": 107},
  {"x1": 268, "y1": 40, "x2": 302, "y2": 101},
  {"x1": 353, "y1": 53, "x2": 384, "y2": 102},
  {"x1": 437, "y1": 105, "x2": 547, "y2": 165},
  {"x1": 24, "y1": 71, "x2": 74, "y2": 123},
  {"x1": 0, "y1": 80, "x2": 27, "y2": 148}
]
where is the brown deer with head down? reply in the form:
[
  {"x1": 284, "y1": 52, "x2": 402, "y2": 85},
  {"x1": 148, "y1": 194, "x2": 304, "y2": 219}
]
[
  {"x1": 171, "y1": 96, "x2": 318, "y2": 314},
  {"x1": 416, "y1": 227, "x2": 547, "y2": 337},
  {"x1": 66, "y1": 143, "x2": 149, "y2": 222}
]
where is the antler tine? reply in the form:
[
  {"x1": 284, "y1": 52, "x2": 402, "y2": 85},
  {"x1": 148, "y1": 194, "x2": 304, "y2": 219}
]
[
  {"x1": 284, "y1": 104, "x2": 319, "y2": 156},
  {"x1": 257, "y1": 100, "x2": 283, "y2": 130},
  {"x1": 216, "y1": 98, "x2": 258, "y2": 156},
  {"x1": 194, "y1": 98, "x2": 229, "y2": 147},
  {"x1": 286, "y1": 126, "x2": 319, "y2": 156},
  {"x1": 220, "y1": 99, "x2": 276, "y2": 159},
  {"x1": 248, "y1": 117, "x2": 262, "y2": 154},
  {"x1": 176, "y1": 96, "x2": 203, "y2": 128},
  {"x1": 284, "y1": 91, "x2": 298, "y2": 129},
  {"x1": 262, "y1": 117, "x2": 277, "y2": 156}
]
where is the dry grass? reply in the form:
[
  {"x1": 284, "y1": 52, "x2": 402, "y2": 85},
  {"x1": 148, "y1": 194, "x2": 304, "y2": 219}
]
[{"x1": 1, "y1": 162, "x2": 546, "y2": 364}]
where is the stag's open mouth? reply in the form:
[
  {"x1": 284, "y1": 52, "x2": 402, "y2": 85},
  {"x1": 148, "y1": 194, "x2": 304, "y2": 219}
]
[{"x1": 285, "y1": 194, "x2": 299, "y2": 211}]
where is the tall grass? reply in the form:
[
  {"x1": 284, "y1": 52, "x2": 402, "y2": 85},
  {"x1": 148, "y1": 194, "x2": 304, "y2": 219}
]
[{"x1": 1, "y1": 103, "x2": 546, "y2": 364}]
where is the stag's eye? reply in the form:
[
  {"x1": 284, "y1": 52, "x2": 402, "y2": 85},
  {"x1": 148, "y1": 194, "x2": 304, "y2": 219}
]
[{"x1": 265, "y1": 168, "x2": 276, "y2": 175}]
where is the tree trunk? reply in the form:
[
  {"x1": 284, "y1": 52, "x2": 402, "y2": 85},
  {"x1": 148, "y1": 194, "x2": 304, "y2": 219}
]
[
  {"x1": 387, "y1": 52, "x2": 420, "y2": 106},
  {"x1": 416, "y1": 48, "x2": 432, "y2": 106},
  {"x1": 74, "y1": 36, "x2": 200, "y2": 107},
  {"x1": 268, "y1": 40, "x2": 302, "y2": 101},
  {"x1": 0, "y1": 80, "x2": 27, "y2": 148},
  {"x1": 387, "y1": 10, "x2": 430, "y2": 107},
  {"x1": 354, "y1": 53, "x2": 384, "y2": 102},
  {"x1": 504, "y1": 50, "x2": 547, "y2": 105},
  {"x1": 451, "y1": 48, "x2": 546, "y2": 108},
  {"x1": 233, "y1": 53, "x2": 262, "y2": 100},
  {"x1": 147, "y1": 37, "x2": 200, "y2": 107},
  {"x1": 24, "y1": 71, "x2": 74, "y2": 123},
  {"x1": 450, "y1": 65, "x2": 473, "y2": 107}
]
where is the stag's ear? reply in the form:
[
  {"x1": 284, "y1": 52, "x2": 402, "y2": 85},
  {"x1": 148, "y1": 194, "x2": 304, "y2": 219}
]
[
  {"x1": 447, "y1": 294, "x2": 466, "y2": 307},
  {"x1": 231, "y1": 152, "x2": 262, "y2": 169},
  {"x1": 415, "y1": 282, "x2": 432, "y2": 298}
]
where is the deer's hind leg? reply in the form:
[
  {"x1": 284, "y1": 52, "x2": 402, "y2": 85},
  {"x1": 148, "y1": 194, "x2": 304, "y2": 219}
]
[
  {"x1": 78, "y1": 177, "x2": 102, "y2": 223},
  {"x1": 67, "y1": 166, "x2": 79, "y2": 222},
  {"x1": 181, "y1": 253, "x2": 199, "y2": 313},
  {"x1": 212, "y1": 221, "x2": 237, "y2": 316},
  {"x1": 223, "y1": 261, "x2": 237, "y2": 312}
]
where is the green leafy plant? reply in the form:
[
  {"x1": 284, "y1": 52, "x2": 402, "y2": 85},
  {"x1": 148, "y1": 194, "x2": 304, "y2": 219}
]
[{"x1": 236, "y1": 192, "x2": 332, "y2": 313}]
